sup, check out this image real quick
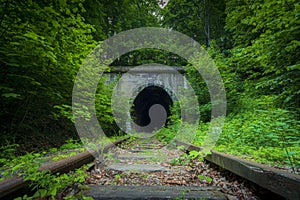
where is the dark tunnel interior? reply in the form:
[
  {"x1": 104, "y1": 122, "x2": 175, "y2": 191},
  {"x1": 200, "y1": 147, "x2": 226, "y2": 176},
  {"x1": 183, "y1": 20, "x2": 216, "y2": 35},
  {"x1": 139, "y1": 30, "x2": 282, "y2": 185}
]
[{"x1": 131, "y1": 86, "x2": 173, "y2": 132}]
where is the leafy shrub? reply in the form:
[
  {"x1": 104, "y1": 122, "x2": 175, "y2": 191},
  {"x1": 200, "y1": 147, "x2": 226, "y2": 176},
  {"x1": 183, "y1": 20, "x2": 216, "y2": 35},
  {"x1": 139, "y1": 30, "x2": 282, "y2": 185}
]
[
  {"x1": 213, "y1": 96, "x2": 300, "y2": 172},
  {"x1": 0, "y1": 140, "x2": 93, "y2": 199},
  {"x1": 161, "y1": 95, "x2": 299, "y2": 173}
]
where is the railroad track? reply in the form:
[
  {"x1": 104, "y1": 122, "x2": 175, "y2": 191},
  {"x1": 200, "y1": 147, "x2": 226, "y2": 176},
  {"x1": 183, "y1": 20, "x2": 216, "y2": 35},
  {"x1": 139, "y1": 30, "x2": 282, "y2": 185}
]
[
  {"x1": 1, "y1": 136, "x2": 299, "y2": 199},
  {"x1": 0, "y1": 138, "x2": 127, "y2": 199}
]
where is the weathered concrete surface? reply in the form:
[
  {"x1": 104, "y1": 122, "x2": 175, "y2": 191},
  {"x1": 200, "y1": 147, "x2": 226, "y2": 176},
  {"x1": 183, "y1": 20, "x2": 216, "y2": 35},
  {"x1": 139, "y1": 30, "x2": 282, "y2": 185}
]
[
  {"x1": 128, "y1": 150, "x2": 148, "y2": 153},
  {"x1": 107, "y1": 164, "x2": 170, "y2": 172},
  {"x1": 117, "y1": 154, "x2": 153, "y2": 160},
  {"x1": 86, "y1": 185, "x2": 227, "y2": 200},
  {"x1": 135, "y1": 144, "x2": 158, "y2": 149},
  {"x1": 106, "y1": 66, "x2": 186, "y2": 74}
]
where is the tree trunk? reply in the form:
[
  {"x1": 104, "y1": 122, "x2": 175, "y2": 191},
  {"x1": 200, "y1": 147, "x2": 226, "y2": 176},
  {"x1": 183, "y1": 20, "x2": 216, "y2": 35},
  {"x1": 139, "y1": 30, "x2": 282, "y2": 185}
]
[{"x1": 202, "y1": 0, "x2": 211, "y2": 47}]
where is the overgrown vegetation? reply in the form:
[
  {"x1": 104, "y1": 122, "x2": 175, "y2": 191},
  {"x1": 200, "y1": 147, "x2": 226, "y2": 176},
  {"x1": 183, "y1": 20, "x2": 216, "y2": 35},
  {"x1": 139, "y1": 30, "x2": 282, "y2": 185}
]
[
  {"x1": 16, "y1": 165, "x2": 91, "y2": 200},
  {"x1": 0, "y1": 0, "x2": 160, "y2": 151},
  {"x1": 154, "y1": 0, "x2": 299, "y2": 173},
  {"x1": 200, "y1": 102, "x2": 299, "y2": 172},
  {"x1": 0, "y1": 139, "x2": 92, "y2": 199},
  {"x1": 0, "y1": 2, "x2": 299, "y2": 198},
  {"x1": 156, "y1": 96, "x2": 300, "y2": 172}
]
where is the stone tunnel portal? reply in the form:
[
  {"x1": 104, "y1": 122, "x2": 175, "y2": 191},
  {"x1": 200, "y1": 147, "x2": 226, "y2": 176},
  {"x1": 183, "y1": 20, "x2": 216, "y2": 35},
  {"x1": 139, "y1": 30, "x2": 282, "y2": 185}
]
[{"x1": 131, "y1": 86, "x2": 173, "y2": 133}]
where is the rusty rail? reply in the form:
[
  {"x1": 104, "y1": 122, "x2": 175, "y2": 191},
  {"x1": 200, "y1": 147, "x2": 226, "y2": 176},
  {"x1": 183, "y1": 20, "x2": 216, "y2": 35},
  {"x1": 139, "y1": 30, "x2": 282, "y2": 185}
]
[
  {"x1": 0, "y1": 137, "x2": 128, "y2": 199},
  {"x1": 175, "y1": 140, "x2": 300, "y2": 200},
  {"x1": 2, "y1": 138, "x2": 299, "y2": 199}
]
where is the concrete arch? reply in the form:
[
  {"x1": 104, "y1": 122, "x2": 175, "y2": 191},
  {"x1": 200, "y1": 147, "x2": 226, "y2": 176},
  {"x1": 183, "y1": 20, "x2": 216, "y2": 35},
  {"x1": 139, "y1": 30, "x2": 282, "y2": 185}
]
[
  {"x1": 129, "y1": 82, "x2": 178, "y2": 104},
  {"x1": 130, "y1": 85, "x2": 173, "y2": 131}
]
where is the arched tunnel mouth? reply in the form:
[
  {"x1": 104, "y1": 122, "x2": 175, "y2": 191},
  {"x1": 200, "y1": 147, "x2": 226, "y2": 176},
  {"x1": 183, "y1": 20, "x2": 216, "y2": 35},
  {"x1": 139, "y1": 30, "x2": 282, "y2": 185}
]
[{"x1": 131, "y1": 86, "x2": 173, "y2": 133}]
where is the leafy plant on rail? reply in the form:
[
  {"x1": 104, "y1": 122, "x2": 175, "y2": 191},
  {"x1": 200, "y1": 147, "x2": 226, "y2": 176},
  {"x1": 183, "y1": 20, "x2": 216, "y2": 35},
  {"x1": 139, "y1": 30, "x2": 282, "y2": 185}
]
[
  {"x1": 15, "y1": 165, "x2": 92, "y2": 200},
  {"x1": 0, "y1": 140, "x2": 93, "y2": 199},
  {"x1": 1, "y1": 153, "x2": 91, "y2": 199},
  {"x1": 48, "y1": 139, "x2": 85, "y2": 161},
  {"x1": 169, "y1": 146, "x2": 205, "y2": 166}
]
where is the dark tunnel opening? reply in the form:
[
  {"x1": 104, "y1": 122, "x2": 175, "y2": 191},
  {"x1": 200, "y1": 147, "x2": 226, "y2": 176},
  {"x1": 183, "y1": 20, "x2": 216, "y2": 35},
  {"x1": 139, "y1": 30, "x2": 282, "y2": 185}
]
[{"x1": 131, "y1": 86, "x2": 173, "y2": 132}]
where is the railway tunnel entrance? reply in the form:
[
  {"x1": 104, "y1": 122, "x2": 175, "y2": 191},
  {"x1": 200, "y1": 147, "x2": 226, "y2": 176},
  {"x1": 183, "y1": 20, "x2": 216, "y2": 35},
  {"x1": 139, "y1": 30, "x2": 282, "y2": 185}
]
[{"x1": 131, "y1": 86, "x2": 173, "y2": 133}]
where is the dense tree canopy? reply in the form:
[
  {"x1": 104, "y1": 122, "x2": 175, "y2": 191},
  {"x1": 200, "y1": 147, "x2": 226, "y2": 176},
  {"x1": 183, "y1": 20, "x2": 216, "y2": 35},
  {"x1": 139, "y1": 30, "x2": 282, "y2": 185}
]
[
  {"x1": 0, "y1": 0, "x2": 160, "y2": 148},
  {"x1": 158, "y1": 0, "x2": 299, "y2": 170},
  {"x1": 0, "y1": 0, "x2": 96, "y2": 148},
  {"x1": 225, "y1": 0, "x2": 300, "y2": 109},
  {"x1": 160, "y1": 0, "x2": 228, "y2": 48}
]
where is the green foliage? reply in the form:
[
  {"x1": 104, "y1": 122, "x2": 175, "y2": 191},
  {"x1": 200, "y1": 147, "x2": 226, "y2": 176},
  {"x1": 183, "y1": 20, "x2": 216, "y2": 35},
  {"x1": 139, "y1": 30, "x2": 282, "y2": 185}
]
[
  {"x1": 0, "y1": 144, "x2": 19, "y2": 168},
  {"x1": 0, "y1": 0, "x2": 299, "y2": 185},
  {"x1": 197, "y1": 174, "x2": 213, "y2": 182},
  {"x1": 177, "y1": 145, "x2": 185, "y2": 151},
  {"x1": 158, "y1": 94, "x2": 299, "y2": 172},
  {"x1": 17, "y1": 165, "x2": 90, "y2": 199},
  {"x1": 156, "y1": 122, "x2": 180, "y2": 144},
  {"x1": 0, "y1": 0, "x2": 96, "y2": 148},
  {"x1": 0, "y1": 139, "x2": 84, "y2": 179},
  {"x1": 213, "y1": 96, "x2": 300, "y2": 172},
  {"x1": 169, "y1": 150, "x2": 204, "y2": 166},
  {"x1": 160, "y1": 0, "x2": 228, "y2": 48},
  {"x1": 188, "y1": 150, "x2": 201, "y2": 159},
  {"x1": 170, "y1": 155, "x2": 188, "y2": 166},
  {"x1": 95, "y1": 79, "x2": 119, "y2": 136},
  {"x1": 59, "y1": 139, "x2": 83, "y2": 151},
  {"x1": 225, "y1": 0, "x2": 300, "y2": 109},
  {"x1": 179, "y1": 0, "x2": 300, "y2": 173},
  {"x1": 0, "y1": 0, "x2": 161, "y2": 149},
  {"x1": 83, "y1": 0, "x2": 160, "y2": 41},
  {"x1": 0, "y1": 140, "x2": 91, "y2": 199},
  {"x1": 114, "y1": 173, "x2": 122, "y2": 184},
  {"x1": 0, "y1": 152, "x2": 41, "y2": 181}
]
